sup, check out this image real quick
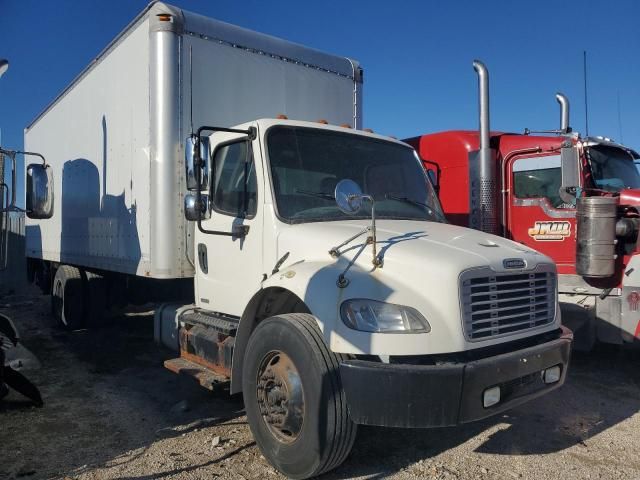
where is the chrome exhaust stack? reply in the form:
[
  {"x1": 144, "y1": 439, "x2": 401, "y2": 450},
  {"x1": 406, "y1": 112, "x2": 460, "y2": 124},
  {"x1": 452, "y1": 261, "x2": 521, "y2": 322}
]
[
  {"x1": 469, "y1": 60, "x2": 499, "y2": 235},
  {"x1": 556, "y1": 92, "x2": 571, "y2": 133}
]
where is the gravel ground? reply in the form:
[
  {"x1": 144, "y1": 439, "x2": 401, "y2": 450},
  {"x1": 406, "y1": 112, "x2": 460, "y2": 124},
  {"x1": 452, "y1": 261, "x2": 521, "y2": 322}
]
[{"x1": 1, "y1": 290, "x2": 639, "y2": 480}]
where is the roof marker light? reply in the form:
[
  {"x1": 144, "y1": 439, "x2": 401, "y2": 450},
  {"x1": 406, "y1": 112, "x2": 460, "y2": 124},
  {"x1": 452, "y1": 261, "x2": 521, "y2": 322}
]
[
  {"x1": 317, "y1": 119, "x2": 329, "y2": 124},
  {"x1": 157, "y1": 13, "x2": 172, "y2": 22},
  {"x1": 340, "y1": 124, "x2": 352, "y2": 129},
  {"x1": 363, "y1": 128, "x2": 374, "y2": 133},
  {"x1": 276, "y1": 114, "x2": 288, "y2": 119}
]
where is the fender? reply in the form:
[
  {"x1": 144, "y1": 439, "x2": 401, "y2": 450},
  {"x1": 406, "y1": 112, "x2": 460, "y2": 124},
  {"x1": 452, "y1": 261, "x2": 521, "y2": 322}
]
[{"x1": 229, "y1": 257, "x2": 438, "y2": 393}]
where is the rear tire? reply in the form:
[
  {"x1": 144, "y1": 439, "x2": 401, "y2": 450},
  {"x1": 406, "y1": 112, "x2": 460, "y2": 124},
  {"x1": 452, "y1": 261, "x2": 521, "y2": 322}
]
[
  {"x1": 51, "y1": 265, "x2": 85, "y2": 330},
  {"x1": 84, "y1": 271, "x2": 108, "y2": 327},
  {"x1": 242, "y1": 313, "x2": 356, "y2": 479}
]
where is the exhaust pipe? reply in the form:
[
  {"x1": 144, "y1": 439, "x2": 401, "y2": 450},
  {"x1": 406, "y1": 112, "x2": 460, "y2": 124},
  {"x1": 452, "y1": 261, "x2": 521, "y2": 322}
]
[
  {"x1": 473, "y1": 60, "x2": 491, "y2": 155},
  {"x1": 470, "y1": 60, "x2": 498, "y2": 235},
  {"x1": 555, "y1": 92, "x2": 570, "y2": 133}
]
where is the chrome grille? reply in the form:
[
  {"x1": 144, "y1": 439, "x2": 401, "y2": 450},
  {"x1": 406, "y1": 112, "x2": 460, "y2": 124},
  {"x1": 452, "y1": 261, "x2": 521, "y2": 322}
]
[{"x1": 460, "y1": 266, "x2": 556, "y2": 341}]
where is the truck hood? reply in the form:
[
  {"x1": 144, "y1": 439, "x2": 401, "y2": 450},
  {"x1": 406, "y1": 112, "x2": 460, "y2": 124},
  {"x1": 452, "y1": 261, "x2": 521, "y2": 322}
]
[
  {"x1": 272, "y1": 219, "x2": 557, "y2": 356},
  {"x1": 619, "y1": 189, "x2": 640, "y2": 207},
  {"x1": 277, "y1": 219, "x2": 548, "y2": 275}
]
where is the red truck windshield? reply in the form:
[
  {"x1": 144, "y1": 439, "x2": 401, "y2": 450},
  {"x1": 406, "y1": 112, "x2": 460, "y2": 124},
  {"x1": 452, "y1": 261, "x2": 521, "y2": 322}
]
[{"x1": 587, "y1": 145, "x2": 640, "y2": 192}]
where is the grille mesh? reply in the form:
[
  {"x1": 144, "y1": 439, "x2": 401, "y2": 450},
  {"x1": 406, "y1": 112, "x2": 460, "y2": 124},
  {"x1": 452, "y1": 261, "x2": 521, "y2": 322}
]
[{"x1": 461, "y1": 267, "x2": 556, "y2": 341}]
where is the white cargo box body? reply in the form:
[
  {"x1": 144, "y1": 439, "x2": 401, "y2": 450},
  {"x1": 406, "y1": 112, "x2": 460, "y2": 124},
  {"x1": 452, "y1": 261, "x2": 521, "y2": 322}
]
[{"x1": 25, "y1": 1, "x2": 362, "y2": 279}]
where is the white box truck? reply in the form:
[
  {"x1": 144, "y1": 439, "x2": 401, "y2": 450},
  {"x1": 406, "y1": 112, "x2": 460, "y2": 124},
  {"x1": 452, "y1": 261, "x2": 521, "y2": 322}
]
[{"x1": 24, "y1": 2, "x2": 572, "y2": 478}]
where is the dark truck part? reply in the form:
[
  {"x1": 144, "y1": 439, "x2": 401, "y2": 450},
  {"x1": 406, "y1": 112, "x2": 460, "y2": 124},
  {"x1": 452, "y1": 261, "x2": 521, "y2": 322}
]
[
  {"x1": 163, "y1": 309, "x2": 238, "y2": 391},
  {"x1": 340, "y1": 327, "x2": 572, "y2": 428},
  {"x1": 0, "y1": 313, "x2": 43, "y2": 407}
]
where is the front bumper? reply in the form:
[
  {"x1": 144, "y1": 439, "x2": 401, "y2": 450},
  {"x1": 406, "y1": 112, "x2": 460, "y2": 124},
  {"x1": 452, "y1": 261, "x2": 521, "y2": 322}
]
[{"x1": 339, "y1": 326, "x2": 573, "y2": 428}]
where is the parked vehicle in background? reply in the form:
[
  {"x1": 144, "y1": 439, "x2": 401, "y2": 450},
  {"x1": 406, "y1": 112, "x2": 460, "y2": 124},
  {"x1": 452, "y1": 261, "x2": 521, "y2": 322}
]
[
  {"x1": 406, "y1": 60, "x2": 640, "y2": 350},
  {"x1": 23, "y1": 4, "x2": 572, "y2": 478}
]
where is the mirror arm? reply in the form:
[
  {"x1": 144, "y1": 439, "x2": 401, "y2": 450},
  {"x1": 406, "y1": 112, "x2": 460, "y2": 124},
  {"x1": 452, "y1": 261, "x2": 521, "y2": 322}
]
[
  {"x1": 329, "y1": 227, "x2": 369, "y2": 258},
  {"x1": 17, "y1": 150, "x2": 47, "y2": 167},
  {"x1": 196, "y1": 125, "x2": 256, "y2": 141},
  {"x1": 361, "y1": 195, "x2": 381, "y2": 268},
  {"x1": 1, "y1": 149, "x2": 48, "y2": 210},
  {"x1": 192, "y1": 125, "x2": 257, "y2": 238},
  {"x1": 197, "y1": 218, "x2": 248, "y2": 238}
]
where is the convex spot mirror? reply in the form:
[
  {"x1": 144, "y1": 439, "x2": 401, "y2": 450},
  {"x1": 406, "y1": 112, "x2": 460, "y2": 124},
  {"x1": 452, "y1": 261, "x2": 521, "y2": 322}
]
[
  {"x1": 335, "y1": 179, "x2": 364, "y2": 215},
  {"x1": 184, "y1": 193, "x2": 210, "y2": 221},
  {"x1": 185, "y1": 135, "x2": 210, "y2": 191},
  {"x1": 26, "y1": 163, "x2": 54, "y2": 219}
]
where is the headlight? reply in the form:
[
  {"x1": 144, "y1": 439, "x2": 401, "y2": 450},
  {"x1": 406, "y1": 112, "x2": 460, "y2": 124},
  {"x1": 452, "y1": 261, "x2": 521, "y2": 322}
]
[{"x1": 340, "y1": 299, "x2": 431, "y2": 333}]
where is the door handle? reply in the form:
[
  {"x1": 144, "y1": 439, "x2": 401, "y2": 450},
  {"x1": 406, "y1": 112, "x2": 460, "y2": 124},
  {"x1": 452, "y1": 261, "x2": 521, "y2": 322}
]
[{"x1": 197, "y1": 243, "x2": 208, "y2": 274}]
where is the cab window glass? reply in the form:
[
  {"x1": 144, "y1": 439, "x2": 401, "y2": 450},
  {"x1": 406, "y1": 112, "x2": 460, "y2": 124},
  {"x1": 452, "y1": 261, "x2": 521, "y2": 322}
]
[
  {"x1": 211, "y1": 141, "x2": 257, "y2": 218},
  {"x1": 513, "y1": 155, "x2": 570, "y2": 209}
]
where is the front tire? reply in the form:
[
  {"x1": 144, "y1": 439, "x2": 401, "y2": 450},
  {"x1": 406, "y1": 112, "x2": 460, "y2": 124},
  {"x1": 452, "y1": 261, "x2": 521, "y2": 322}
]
[{"x1": 242, "y1": 313, "x2": 356, "y2": 479}]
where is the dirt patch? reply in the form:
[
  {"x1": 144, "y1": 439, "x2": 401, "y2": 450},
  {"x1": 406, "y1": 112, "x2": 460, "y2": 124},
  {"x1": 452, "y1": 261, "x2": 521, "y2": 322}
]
[{"x1": 1, "y1": 291, "x2": 639, "y2": 479}]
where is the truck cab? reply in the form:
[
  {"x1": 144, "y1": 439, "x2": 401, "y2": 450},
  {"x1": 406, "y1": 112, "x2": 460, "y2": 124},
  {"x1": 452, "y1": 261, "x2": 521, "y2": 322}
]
[
  {"x1": 168, "y1": 117, "x2": 572, "y2": 478},
  {"x1": 406, "y1": 61, "x2": 640, "y2": 348}
]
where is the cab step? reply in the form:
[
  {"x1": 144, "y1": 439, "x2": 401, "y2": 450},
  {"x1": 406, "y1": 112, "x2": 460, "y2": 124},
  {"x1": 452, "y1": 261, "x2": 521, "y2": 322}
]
[
  {"x1": 164, "y1": 357, "x2": 230, "y2": 391},
  {"x1": 180, "y1": 310, "x2": 239, "y2": 336}
]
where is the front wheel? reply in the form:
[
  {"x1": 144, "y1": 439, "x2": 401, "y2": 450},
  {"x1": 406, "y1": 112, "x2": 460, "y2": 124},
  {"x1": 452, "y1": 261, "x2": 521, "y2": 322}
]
[{"x1": 242, "y1": 313, "x2": 356, "y2": 479}]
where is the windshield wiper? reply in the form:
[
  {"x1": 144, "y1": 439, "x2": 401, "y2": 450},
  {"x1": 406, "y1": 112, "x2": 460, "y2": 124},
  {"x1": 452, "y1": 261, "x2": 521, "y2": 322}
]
[
  {"x1": 385, "y1": 194, "x2": 447, "y2": 222},
  {"x1": 295, "y1": 189, "x2": 335, "y2": 200}
]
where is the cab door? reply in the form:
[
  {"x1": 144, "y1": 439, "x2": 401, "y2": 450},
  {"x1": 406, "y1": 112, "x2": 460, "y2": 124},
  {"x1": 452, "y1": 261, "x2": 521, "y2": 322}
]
[
  {"x1": 194, "y1": 130, "x2": 264, "y2": 316},
  {"x1": 507, "y1": 154, "x2": 577, "y2": 274}
]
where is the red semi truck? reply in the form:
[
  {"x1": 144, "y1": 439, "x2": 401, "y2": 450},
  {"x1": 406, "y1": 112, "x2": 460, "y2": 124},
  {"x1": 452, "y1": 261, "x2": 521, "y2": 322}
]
[{"x1": 405, "y1": 61, "x2": 640, "y2": 350}]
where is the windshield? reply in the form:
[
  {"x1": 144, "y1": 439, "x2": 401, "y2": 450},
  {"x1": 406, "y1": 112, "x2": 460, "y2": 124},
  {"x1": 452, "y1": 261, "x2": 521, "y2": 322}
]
[
  {"x1": 267, "y1": 126, "x2": 444, "y2": 224},
  {"x1": 587, "y1": 145, "x2": 640, "y2": 192}
]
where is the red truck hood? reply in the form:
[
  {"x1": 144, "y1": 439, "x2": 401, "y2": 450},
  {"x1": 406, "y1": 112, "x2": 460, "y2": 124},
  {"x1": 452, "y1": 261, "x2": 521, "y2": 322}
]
[{"x1": 619, "y1": 189, "x2": 640, "y2": 207}]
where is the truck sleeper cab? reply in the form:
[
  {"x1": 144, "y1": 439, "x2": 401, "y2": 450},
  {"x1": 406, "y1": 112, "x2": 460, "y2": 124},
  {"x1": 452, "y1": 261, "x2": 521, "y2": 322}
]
[{"x1": 162, "y1": 118, "x2": 572, "y2": 478}]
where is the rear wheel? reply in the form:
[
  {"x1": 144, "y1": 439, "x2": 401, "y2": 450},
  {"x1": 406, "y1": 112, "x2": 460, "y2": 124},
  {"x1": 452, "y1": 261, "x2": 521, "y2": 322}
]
[
  {"x1": 242, "y1": 313, "x2": 356, "y2": 479},
  {"x1": 51, "y1": 265, "x2": 85, "y2": 330},
  {"x1": 84, "y1": 271, "x2": 108, "y2": 327}
]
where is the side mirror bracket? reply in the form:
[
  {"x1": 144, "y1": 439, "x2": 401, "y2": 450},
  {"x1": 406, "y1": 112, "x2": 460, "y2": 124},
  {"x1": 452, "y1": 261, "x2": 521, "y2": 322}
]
[{"x1": 183, "y1": 125, "x2": 257, "y2": 238}]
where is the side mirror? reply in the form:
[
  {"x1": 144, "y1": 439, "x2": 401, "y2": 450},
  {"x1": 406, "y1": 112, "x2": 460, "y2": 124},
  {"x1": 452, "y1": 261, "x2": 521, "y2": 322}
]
[
  {"x1": 185, "y1": 135, "x2": 210, "y2": 191},
  {"x1": 559, "y1": 141, "x2": 580, "y2": 205},
  {"x1": 426, "y1": 169, "x2": 438, "y2": 188},
  {"x1": 26, "y1": 163, "x2": 54, "y2": 219},
  {"x1": 421, "y1": 159, "x2": 440, "y2": 194},
  {"x1": 184, "y1": 193, "x2": 210, "y2": 221}
]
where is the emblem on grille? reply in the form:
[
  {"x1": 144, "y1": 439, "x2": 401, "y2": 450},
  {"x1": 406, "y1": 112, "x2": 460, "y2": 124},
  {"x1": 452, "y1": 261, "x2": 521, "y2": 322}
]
[{"x1": 503, "y1": 258, "x2": 526, "y2": 269}]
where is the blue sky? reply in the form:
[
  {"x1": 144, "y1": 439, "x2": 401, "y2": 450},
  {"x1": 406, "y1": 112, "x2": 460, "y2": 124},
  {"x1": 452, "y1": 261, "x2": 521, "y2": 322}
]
[{"x1": 1, "y1": 0, "x2": 639, "y2": 202}]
